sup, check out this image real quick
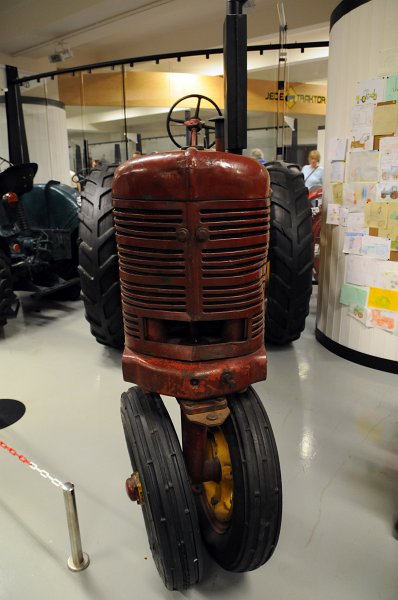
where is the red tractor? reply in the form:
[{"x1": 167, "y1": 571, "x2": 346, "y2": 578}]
[{"x1": 79, "y1": 96, "x2": 286, "y2": 589}]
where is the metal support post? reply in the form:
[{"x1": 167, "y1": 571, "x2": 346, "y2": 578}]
[
  {"x1": 5, "y1": 65, "x2": 30, "y2": 165},
  {"x1": 223, "y1": 0, "x2": 248, "y2": 154},
  {"x1": 63, "y1": 482, "x2": 90, "y2": 572}
]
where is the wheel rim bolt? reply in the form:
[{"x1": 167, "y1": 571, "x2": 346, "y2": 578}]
[{"x1": 125, "y1": 473, "x2": 143, "y2": 503}]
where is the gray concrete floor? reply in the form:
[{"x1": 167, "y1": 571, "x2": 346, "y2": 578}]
[{"x1": 0, "y1": 288, "x2": 397, "y2": 600}]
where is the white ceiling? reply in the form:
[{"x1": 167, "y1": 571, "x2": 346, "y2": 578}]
[
  {"x1": 0, "y1": 0, "x2": 337, "y2": 146},
  {"x1": 0, "y1": 0, "x2": 337, "y2": 71}
]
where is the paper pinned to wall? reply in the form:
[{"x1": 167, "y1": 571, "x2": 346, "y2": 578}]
[
  {"x1": 326, "y1": 203, "x2": 341, "y2": 225},
  {"x1": 364, "y1": 202, "x2": 389, "y2": 228},
  {"x1": 385, "y1": 74, "x2": 398, "y2": 102},
  {"x1": 380, "y1": 163, "x2": 398, "y2": 182},
  {"x1": 377, "y1": 182, "x2": 398, "y2": 201},
  {"x1": 368, "y1": 287, "x2": 398, "y2": 311},
  {"x1": 330, "y1": 161, "x2": 346, "y2": 182},
  {"x1": 345, "y1": 255, "x2": 398, "y2": 288},
  {"x1": 332, "y1": 182, "x2": 344, "y2": 204},
  {"x1": 351, "y1": 104, "x2": 374, "y2": 129},
  {"x1": 350, "y1": 130, "x2": 374, "y2": 151},
  {"x1": 329, "y1": 138, "x2": 348, "y2": 161},
  {"x1": 361, "y1": 235, "x2": 391, "y2": 259},
  {"x1": 388, "y1": 202, "x2": 398, "y2": 226},
  {"x1": 343, "y1": 182, "x2": 378, "y2": 211},
  {"x1": 372, "y1": 102, "x2": 398, "y2": 135},
  {"x1": 380, "y1": 136, "x2": 398, "y2": 154},
  {"x1": 343, "y1": 232, "x2": 366, "y2": 254},
  {"x1": 340, "y1": 283, "x2": 369, "y2": 306},
  {"x1": 346, "y1": 212, "x2": 366, "y2": 231},
  {"x1": 348, "y1": 304, "x2": 371, "y2": 326},
  {"x1": 348, "y1": 151, "x2": 380, "y2": 182},
  {"x1": 367, "y1": 308, "x2": 398, "y2": 332},
  {"x1": 355, "y1": 77, "x2": 385, "y2": 105},
  {"x1": 340, "y1": 207, "x2": 350, "y2": 226},
  {"x1": 379, "y1": 222, "x2": 398, "y2": 251}
]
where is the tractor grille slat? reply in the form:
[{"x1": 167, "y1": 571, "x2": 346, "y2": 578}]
[
  {"x1": 251, "y1": 312, "x2": 264, "y2": 338},
  {"x1": 115, "y1": 206, "x2": 187, "y2": 313},
  {"x1": 200, "y1": 206, "x2": 270, "y2": 241},
  {"x1": 123, "y1": 314, "x2": 141, "y2": 340},
  {"x1": 202, "y1": 279, "x2": 264, "y2": 313},
  {"x1": 200, "y1": 200, "x2": 268, "y2": 314},
  {"x1": 114, "y1": 207, "x2": 183, "y2": 240}
]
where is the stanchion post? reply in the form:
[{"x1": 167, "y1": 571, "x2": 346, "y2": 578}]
[{"x1": 63, "y1": 482, "x2": 90, "y2": 571}]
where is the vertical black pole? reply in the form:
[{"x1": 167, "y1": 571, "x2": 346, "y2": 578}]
[
  {"x1": 114, "y1": 143, "x2": 121, "y2": 163},
  {"x1": 83, "y1": 139, "x2": 90, "y2": 170},
  {"x1": 5, "y1": 65, "x2": 29, "y2": 164},
  {"x1": 184, "y1": 110, "x2": 191, "y2": 146},
  {"x1": 136, "y1": 133, "x2": 142, "y2": 153},
  {"x1": 223, "y1": 1, "x2": 247, "y2": 154},
  {"x1": 75, "y1": 145, "x2": 82, "y2": 173}
]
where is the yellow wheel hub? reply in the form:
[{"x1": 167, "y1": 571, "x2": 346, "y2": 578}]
[{"x1": 203, "y1": 429, "x2": 233, "y2": 523}]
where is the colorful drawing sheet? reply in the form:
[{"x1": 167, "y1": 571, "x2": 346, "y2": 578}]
[
  {"x1": 380, "y1": 136, "x2": 398, "y2": 154},
  {"x1": 379, "y1": 222, "x2": 398, "y2": 251},
  {"x1": 329, "y1": 138, "x2": 348, "y2": 161},
  {"x1": 345, "y1": 255, "x2": 398, "y2": 288},
  {"x1": 385, "y1": 74, "x2": 398, "y2": 102},
  {"x1": 348, "y1": 304, "x2": 371, "y2": 326},
  {"x1": 361, "y1": 235, "x2": 391, "y2": 259},
  {"x1": 330, "y1": 161, "x2": 346, "y2": 183},
  {"x1": 351, "y1": 104, "x2": 374, "y2": 129},
  {"x1": 377, "y1": 183, "x2": 398, "y2": 200},
  {"x1": 355, "y1": 77, "x2": 385, "y2": 105},
  {"x1": 343, "y1": 182, "x2": 378, "y2": 211},
  {"x1": 339, "y1": 207, "x2": 350, "y2": 226},
  {"x1": 326, "y1": 203, "x2": 341, "y2": 225},
  {"x1": 367, "y1": 308, "x2": 398, "y2": 332},
  {"x1": 368, "y1": 287, "x2": 398, "y2": 311},
  {"x1": 364, "y1": 202, "x2": 389, "y2": 228},
  {"x1": 346, "y1": 212, "x2": 366, "y2": 231},
  {"x1": 348, "y1": 151, "x2": 380, "y2": 182},
  {"x1": 343, "y1": 233, "x2": 391, "y2": 258},
  {"x1": 372, "y1": 102, "x2": 398, "y2": 135},
  {"x1": 343, "y1": 232, "x2": 366, "y2": 254},
  {"x1": 332, "y1": 182, "x2": 344, "y2": 204},
  {"x1": 350, "y1": 130, "x2": 374, "y2": 152},
  {"x1": 340, "y1": 283, "x2": 369, "y2": 306},
  {"x1": 379, "y1": 140, "x2": 398, "y2": 181}
]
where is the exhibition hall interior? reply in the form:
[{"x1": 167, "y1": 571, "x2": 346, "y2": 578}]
[{"x1": 0, "y1": 1, "x2": 397, "y2": 599}]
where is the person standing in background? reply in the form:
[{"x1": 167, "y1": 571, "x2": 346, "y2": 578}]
[
  {"x1": 250, "y1": 148, "x2": 266, "y2": 165},
  {"x1": 301, "y1": 150, "x2": 323, "y2": 189}
]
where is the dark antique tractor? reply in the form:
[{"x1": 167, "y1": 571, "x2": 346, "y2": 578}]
[
  {"x1": 0, "y1": 158, "x2": 80, "y2": 327},
  {"x1": 79, "y1": 95, "x2": 283, "y2": 590}
]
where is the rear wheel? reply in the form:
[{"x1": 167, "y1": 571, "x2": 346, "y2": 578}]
[
  {"x1": 265, "y1": 161, "x2": 313, "y2": 345},
  {"x1": 121, "y1": 386, "x2": 203, "y2": 590},
  {"x1": 78, "y1": 165, "x2": 124, "y2": 348},
  {"x1": 195, "y1": 386, "x2": 282, "y2": 572},
  {"x1": 0, "y1": 250, "x2": 18, "y2": 327}
]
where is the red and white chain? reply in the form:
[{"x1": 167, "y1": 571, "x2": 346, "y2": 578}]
[{"x1": 0, "y1": 439, "x2": 66, "y2": 489}]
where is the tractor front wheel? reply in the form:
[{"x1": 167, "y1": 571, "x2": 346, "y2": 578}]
[
  {"x1": 195, "y1": 385, "x2": 282, "y2": 572},
  {"x1": 121, "y1": 386, "x2": 203, "y2": 590}
]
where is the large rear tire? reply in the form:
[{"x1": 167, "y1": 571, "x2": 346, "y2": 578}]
[
  {"x1": 265, "y1": 161, "x2": 313, "y2": 345},
  {"x1": 121, "y1": 386, "x2": 203, "y2": 590},
  {"x1": 78, "y1": 165, "x2": 124, "y2": 348}
]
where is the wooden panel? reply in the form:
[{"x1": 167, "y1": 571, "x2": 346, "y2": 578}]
[{"x1": 58, "y1": 70, "x2": 326, "y2": 115}]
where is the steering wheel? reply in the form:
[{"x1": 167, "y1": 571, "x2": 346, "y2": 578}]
[{"x1": 166, "y1": 94, "x2": 222, "y2": 149}]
